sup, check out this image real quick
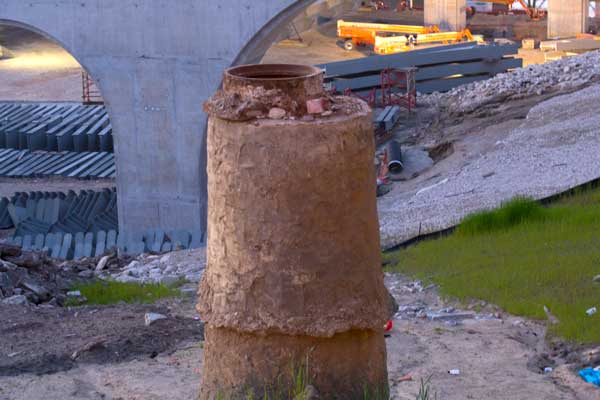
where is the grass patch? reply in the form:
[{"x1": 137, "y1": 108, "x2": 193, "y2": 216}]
[
  {"x1": 68, "y1": 281, "x2": 180, "y2": 306},
  {"x1": 386, "y1": 191, "x2": 600, "y2": 344},
  {"x1": 457, "y1": 197, "x2": 547, "y2": 235}
]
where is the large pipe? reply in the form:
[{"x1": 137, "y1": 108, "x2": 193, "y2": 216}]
[{"x1": 199, "y1": 63, "x2": 389, "y2": 399}]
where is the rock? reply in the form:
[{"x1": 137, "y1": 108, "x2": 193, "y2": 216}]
[
  {"x1": 115, "y1": 275, "x2": 140, "y2": 283},
  {"x1": 78, "y1": 270, "x2": 94, "y2": 279},
  {"x1": 0, "y1": 272, "x2": 13, "y2": 291},
  {"x1": 1, "y1": 295, "x2": 29, "y2": 305},
  {"x1": 20, "y1": 280, "x2": 50, "y2": 301},
  {"x1": 25, "y1": 292, "x2": 40, "y2": 304},
  {"x1": 185, "y1": 272, "x2": 203, "y2": 283},
  {"x1": 294, "y1": 385, "x2": 319, "y2": 400},
  {"x1": 126, "y1": 260, "x2": 141, "y2": 270},
  {"x1": 160, "y1": 275, "x2": 184, "y2": 287},
  {"x1": 268, "y1": 107, "x2": 286, "y2": 119},
  {"x1": 144, "y1": 312, "x2": 167, "y2": 326},
  {"x1": 160, "y1": 255, "x2": 171, "y2": 264},
  {"x1": 427, "y1": 312, "x2": 475, "y2": 322},
  {"x1": 387, "y1": 289, "x2": 399, "y2": 319},
  {"x1": 179, "y1": 284, "x2": 197, "y2": 297},
  {"x1": 67, "y1": 290, "x2": 82, "y2": 297},
  {"x1": 96, "y1": 256, "x2": 110, "y2": 272},
  {"x1": 593, "y1": 275, "x2": 600, "y2": 283}
]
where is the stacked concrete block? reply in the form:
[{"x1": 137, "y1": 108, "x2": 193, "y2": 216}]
[
  {"x1": 9, "y1": 227, "x2": 205, "y2": 261},
  {"x1": 7, "y1": 189, "x2": 118, "y2": 237},
  {"x1": 0, "y1": 103, "x2": 112, "y2": 153},
  {"x1": 0, "y1": 149, "x2": 115, "y2": 179}
]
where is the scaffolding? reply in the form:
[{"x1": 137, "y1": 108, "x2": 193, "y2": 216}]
[
  {"x1": 380, "y1": 67, "x2": 417, "y2": 113},
  {"x1": 82, "y1": 71, "x2": 103, "y2": 104}
]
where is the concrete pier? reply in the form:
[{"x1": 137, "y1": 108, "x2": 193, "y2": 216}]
[
  {"x1": 424, "y1": 0, "x2": 467, "y2": 31},
  {"x1": 547, "y1": 0, "x2": 589, "y2": 38}
]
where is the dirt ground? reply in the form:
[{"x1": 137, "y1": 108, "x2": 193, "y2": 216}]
[
  {"x1": 0, "y1": 271, "x2": 597, "y2": 400},
  {"x1": 0, "y1": 26, "x2": 83, "y2": 102}
]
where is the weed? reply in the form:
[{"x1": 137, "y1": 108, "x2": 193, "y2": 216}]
[
  {"x1": 416, "y1": 376, "x2": 437, "y2": 400},
  {"x1": 457, "y1": 197, "x2": 546, "y2": 235},
  {"x1": 67, "y1": 280, "x2": 179, "y2": 306}
]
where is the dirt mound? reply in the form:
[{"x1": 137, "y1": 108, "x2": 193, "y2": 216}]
[{"x1": 0, "y1": 303, "x2": 203, "y2": 377}]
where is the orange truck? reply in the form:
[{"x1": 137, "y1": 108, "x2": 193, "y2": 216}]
[{"x1": 337, "y1": 20, "x2": 440, "y2": 51}]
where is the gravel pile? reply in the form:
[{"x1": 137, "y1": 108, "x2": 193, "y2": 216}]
[
  {"x1": 421, "y1": 50, "x2": 600, "y2": 116},
  {"x1": 378, "y1": 83, "x2": 600, "y2": 248}
]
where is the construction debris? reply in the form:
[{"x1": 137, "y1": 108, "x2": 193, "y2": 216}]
[
  {"x1": 422, "y1": 50, "x2": 600, "y2": 117},
  {"x1": 0, "y1": 244, "x2": 95, "y2": 306}
]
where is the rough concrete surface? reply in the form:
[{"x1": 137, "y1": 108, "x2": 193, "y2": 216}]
[
  {"x1": 200, "y1": 101, "x2": 387, "y2": 336},
  {"x1": 200, "y1": 76, "x2": 388, "y2": 396},
  {"x1": 378, "y1": 83, "x2": 600, "y2": 248}
]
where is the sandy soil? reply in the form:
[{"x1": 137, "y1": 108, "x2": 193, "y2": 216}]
[
  {"x1": 0, "y1": 271, "x2": 597, "y2": 400},
  {"x1": 0, "y1": 26, "x2": 83, "y2": 102}
]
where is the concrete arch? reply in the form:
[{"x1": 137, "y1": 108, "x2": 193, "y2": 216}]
[{"x1": 0, "y1": 0, "x2": 359, "y2": 236}]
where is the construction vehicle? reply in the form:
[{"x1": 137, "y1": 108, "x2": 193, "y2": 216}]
[
  {"x1": 374, "y1": 29, "x2": 480, "y2": 54},
  {"x1": 466, "y1": 0, "x2": 546, "y2": 20},
  {"x1": 337, "y1": 20, "x2": 440, "y2": 51}
]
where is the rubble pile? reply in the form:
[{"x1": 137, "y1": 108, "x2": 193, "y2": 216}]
[
  {"x1": 0, "y1": 241, "x2": 206, "y2": 307},
  {"x1": 0, "y1": 243, "x2": 96, "y2": 306},
  {"x1": 422, "y1": 50, "x2": 600, "y2": 116},
  {"x1": 106, "y1": 249, "x2": 205, "y2": 285}
]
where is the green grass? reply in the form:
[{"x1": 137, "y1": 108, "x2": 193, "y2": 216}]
[
  {"x1": 67, "y1": 280, "x2": 180, "y2": 306},
  {"x1": 386, "y1": 192, "x2": 600, "y2": 344}
]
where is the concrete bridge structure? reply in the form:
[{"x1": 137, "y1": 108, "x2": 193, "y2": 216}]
[{"x1": 0, "y1": 0, "x2": 589, "y2": 236}]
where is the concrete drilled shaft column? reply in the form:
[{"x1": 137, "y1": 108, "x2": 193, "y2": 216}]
[
  {"x1": 198, "y1": 64, "x2": 389, "y2": 399},
  {"x1": 547, "y1": 0, "x2": 589, "y2": 38},
  {"x1": 424, "y1": 0, "x2": 467, "y2": 31}
]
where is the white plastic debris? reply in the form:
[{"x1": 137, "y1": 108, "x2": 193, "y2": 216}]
[
  {"x1": 448, "y1": 369, "x2": 461, "y2": 375},
  {"x1": 586, "y1": 307, "x2": 597, "y2": 316},
  {"x1": 544, "y1": 367, "x2": 553, "y2": 374},
  {"x1": 144, "y1": 312, "x2": 167, "y2": 326},
  {"x1": 66, "y1": 291, "x2": 82, "y2": 297}
]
